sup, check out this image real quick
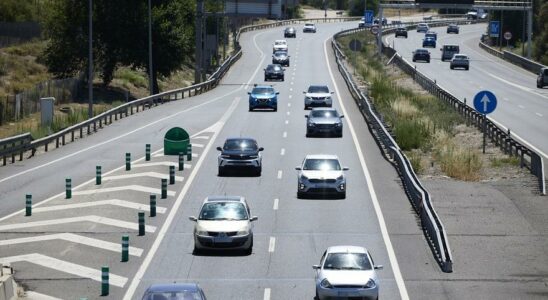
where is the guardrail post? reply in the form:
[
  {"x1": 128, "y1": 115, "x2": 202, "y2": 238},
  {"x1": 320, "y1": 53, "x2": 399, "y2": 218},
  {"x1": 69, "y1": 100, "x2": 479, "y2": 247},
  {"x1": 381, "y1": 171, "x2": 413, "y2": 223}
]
[
  {"x1": 169, "y1": 166, "x2": 175, "y2": 184},
  {"x1": 101, "y1": 266, "x2": 109, "y2": 296},
  {"x1": 145, "y1": 144, "x2": 151, "y2": 161},
  {"x1": 121, "y1": 235, "x2": 129, "y2": 262},
  {"x1": 138, "y1": 211, "x2": 145, "y2": 236},
  {"x1": 186, "y1": 144, "x2": 192, "y2": 161},
  {"x1": 96, "y1": 166, "x2": 101, "y2": 185},
  {"x1": 179, "y1": 152, "x2": 184, "y2": 171},
  {"x1": 150, "y1": 195, "x2": 156, "y2": 217},
  {"x1": 65, "y1": 178, "x2": 72, "y2": 199},
  {"x1": 25, "y1": 194, "x2": 32, "y2": 216},
  {"x1": 161, "y1": 179, "x2": 167, "y2": 199},
  {"x1": 125, "y1": 153, "x2": 131, "y2": 171}
]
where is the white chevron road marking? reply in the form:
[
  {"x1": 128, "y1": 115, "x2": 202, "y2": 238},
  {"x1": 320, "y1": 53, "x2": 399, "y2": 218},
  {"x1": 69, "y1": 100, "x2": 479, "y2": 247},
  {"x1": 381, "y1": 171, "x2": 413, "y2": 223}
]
[
  {"x1": 104, "y1": 172, "x2": 183, "y2": 182},
  {"x1": 0, "y1": 215, "x2": 156, "y2": 233},
  {"x1": 0, "y1": 233, "x2": 143, "y2": 256},
  {"x1": 33, "y1": 199, "x2": 167, "y2": 214},
  {"x1": 133, "y1": 161, "x2": 192, "y2": 169},
  {"x1": 73, "y1": 185, "x2": 175, "y2": 197},
  {"x1": 0, "y1": 253, "x2": 127, "y2": 287}
]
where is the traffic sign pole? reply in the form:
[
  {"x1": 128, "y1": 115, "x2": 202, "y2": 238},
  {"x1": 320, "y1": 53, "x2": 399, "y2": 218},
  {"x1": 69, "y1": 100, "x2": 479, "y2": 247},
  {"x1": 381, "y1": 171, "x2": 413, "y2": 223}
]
[
  {"x1": 483, "y1": 114, "x2": 487, "y2": 154},
  {"x1": 473, "y1": 91, "x2": 498, "y2": 154}
]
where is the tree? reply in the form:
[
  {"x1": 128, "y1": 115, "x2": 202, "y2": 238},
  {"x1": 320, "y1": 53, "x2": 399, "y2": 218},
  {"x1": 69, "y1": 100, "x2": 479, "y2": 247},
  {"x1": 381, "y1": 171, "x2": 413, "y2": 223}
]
[
  {"x1": 42, "y1": 0, "x2": 195, "y2": 94},
  {"x1": 533, "y1": 1, "x2": 548, "y2": 64}
]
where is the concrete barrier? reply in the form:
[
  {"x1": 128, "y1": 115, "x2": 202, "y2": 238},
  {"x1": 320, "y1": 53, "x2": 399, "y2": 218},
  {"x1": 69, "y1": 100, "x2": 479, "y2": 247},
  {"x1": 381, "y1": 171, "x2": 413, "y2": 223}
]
[{"x1": 0, "y1": 265, "x2": 17, "y2": 300}]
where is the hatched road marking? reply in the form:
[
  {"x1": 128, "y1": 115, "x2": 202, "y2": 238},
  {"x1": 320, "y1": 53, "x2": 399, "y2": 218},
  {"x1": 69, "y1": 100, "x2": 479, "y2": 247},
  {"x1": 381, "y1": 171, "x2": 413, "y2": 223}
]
[
  {"x1": 33, "y1": 199, "x2": 167, "y2": 214},
  {"x1": 73, "y1": 185, "x2": 175, "y2": 197},
  {"x1": 104, "y1": 172, "x2": 183, "y2": 182}
]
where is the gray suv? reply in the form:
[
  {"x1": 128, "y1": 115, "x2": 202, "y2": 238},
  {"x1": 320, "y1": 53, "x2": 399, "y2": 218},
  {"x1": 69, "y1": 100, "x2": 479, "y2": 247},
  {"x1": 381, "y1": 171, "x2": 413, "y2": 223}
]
[
  {"x1": 217, "y1": 138, "x2": 263, "y2": 176},
  {"x1": 305, "y1": 108, "x2": 344, "y2": 137}
]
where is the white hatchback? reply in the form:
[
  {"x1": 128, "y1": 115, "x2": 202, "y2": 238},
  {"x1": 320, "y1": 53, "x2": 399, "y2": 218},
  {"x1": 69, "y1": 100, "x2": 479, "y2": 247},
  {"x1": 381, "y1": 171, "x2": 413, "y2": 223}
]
[{"x1": 273, "y1": 39, "x2": 288, "y2": 53}]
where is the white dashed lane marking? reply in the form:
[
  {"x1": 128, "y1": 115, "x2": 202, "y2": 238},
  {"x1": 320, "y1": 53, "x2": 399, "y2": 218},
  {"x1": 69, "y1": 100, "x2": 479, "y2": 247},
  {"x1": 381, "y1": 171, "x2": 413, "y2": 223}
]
[
  {"x1": 277, "y1": 170, "x2": 283, "y2": 179},
  {"x1": 269, "y1": 237, "x2": 276, "y2": 252},
  {"x1": 283, "y1": 131, "x2": 287, "y2": 138},
  {"x1": 280, "y1": 148, "x2": 285, "y2": 155},
  {"x1": 519, "y1": 105, "x2": 525, "y2": 109},
  {"x1": 264, "y1": 288, "x2": 271, "y2": 300},
  {"x1": 285, "y1": 120, "x2": 289, "y2": 124},
  {"x1": 273, "y1": 199, "x2": 279, "y2": 210}
]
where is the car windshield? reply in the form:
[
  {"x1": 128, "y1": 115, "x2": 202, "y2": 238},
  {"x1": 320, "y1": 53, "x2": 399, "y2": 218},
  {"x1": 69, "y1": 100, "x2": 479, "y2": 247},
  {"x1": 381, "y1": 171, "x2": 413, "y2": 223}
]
[
  {"x1": 223, "y1": 139, "x2": 258, "y2": 151},
  {"x1": 267, "y1": 65, "x2": 282, "y2": 71},
  {"x1": 454, "y1": 55, "x2": 467, "y2": 60},
  {"x1": 543, "y1": 69, "x2": 548, "y2": 75},
  {"x1": 416, "y1": 49, "x2": 428, "y2": 54},
  {"x1": 199, "y1": 202, "x2": 248, "y2": 221},
  {"x1": 252, "y1": 87, "x2": 273, "y2": 95},
  {"x1": 303, "y1": 159, "x2": 341, "y2": 171},
  {"x1": 444, "y1": 46, "x2": 459, "y2": 51},
  {"x1": 275, "y1": 41, "x2": 286, "y2": 45},
  {"x1": 144, "y1": 291, "x2": 203, "y2": 300},
  {"x1": 310, "y1": 110, "x2": 339, "y2": 118},
  {"x1": 308, "y1": 86, "x2": 329, "y2": 93},
  {"x1": 323, "y1": 253, "x2": 372, "y2": 270}
]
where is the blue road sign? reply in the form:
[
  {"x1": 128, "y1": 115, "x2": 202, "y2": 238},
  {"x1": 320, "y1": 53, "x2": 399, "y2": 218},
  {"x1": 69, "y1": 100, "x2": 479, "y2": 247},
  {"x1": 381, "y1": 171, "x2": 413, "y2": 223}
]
[
  {"x1": 473, "y1": 90, "x2": 497, "y2": 114},
  {"x1": 364, "y1": 10, "x2": 374, "y2": 26},
  {"x1": 489, "y1": 21, "x2": 500, "y2": 38}
]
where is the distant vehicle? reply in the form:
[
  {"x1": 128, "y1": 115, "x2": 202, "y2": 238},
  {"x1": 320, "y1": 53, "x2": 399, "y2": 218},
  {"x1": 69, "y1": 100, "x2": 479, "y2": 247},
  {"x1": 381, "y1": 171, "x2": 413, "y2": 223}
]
[
  {"x1": 416, "y1": 23, "x2": 429, "y2": 33},
  {"x1": 141, "y1": 283, "x2": 207, "y2": 300},
  {"x1": 305, "y1": 108, "x2": 344, "y2": 138},
  {"x1": 412, "y1": 48, "x2": 431, "y2": 63},
  {"x1": 303, "y1": 23, "x2": 317, "y2": 33},
  {"x1": 537, "y1": 67, "x2": 548, "y2": 88},
  {"x1": 466, "y1": 9, "x2": 488, "y2": 20},
  {"x1": 447, "y1": 24, "x2": 459, "y2": 34},
  {"x1": 272, "y1": 50, "x2": 290, "y2": 67},
  {"x1": 189, "y1": 196, "x2": 257, "y2": 254},
  {"x1": 373, "y1": 17, "x2": 387, "y2": 26},
  {"x1": 395, "y1": 27, "x2": 408, "y2": 38},
  {"x1": 423, "y1": 15, "x2": 433, "y2": 21},
  {"x1": 264, "y1": 64, "x2": 285, "y2": 81},
  {"x1": 303, "y1": 85, "x2": 334, "y2": 109},
  {"x1": 422, "y1": 37, "x2": 436, "y2": 48},
  {"x1": 248, "y1": 84, "x2": 279, "y2": 111},
  {"x1": 450, "y1": 54, "x2": 470, "y2": 70},
  {"x1": 216, "y1": 137, "x2": 264, "y2": 176},
  {"x1": 358, "y1": 17, "x2": 366, "y2": 28},
  {"x1": 272, "y1": 39, "x2": 288, "y2": 53},
  {"x1": 284, "y1": 27, "x2": 296, "y2": 38},
  {"x1": 441, "y1": 44, "x2": 460, "y2": 61},
  {"x1": 313, "y1": 245, "x2": 383, "y2": 300},
  {"x1": 425, "y1": 31, "x2": 437, "y2": 40},
  {"x1": 296, "y1": 154, "x2": 348, "y2": 199}
]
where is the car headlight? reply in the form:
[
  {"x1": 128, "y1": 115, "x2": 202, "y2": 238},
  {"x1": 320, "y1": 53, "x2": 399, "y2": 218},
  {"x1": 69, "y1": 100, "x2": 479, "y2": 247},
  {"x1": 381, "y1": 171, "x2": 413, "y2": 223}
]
[
  {"x1": 308, "y1": 122, "x2": 315, "y2": 127},
  {"x1": 335, "y1": 122, "x2": 342, "y2": 127},
  {"x1": 196, "y1": 230, "x2": 208, "y2": 236},
  {"x1": 249, "y1": 155, "x2": 258, "y2": 159},
  {"x1": 237, "y1": 230, "x2": 249, "y2": 235},
  {"x1": 320, "y1": 278, "x2": 333, "y2": 289},
  {"x1": 326, "y1": 96, "x2": 332, "y2": 100},
  {"x1": 305, "y1": 96, "x2": 311, "y2": 101},
  {"x1": 364, "y1": 278, "x2": 376, "y2": 289}
]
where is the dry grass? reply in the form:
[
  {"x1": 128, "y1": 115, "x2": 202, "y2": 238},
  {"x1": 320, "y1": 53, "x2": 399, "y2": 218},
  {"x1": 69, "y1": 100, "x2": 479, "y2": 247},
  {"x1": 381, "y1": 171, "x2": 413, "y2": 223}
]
[
  {"x1": 432, "y1": 130, "x2": 482, "y2": 181},
  {"x1": 391, "y1": 97, "x2": 419, "y2": 118}
]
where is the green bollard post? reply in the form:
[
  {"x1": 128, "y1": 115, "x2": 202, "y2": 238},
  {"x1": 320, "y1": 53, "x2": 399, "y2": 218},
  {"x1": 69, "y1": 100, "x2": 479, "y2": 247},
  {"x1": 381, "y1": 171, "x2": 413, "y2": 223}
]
[
  {"x1": 186, "y1": 144, "x2": 192, "y2": 161},
  {"x1": 101, "y1": 266, "x2": 109, "y2": 296},
  {"x1": 178, "y1": 152, "x2": 184, "y2": 171},
  {"x1": 161, "y1": 179, "x2": 167, "y2": 199},
  {"x1": 138, "y1": 212, "x2": 145, "y2": 236},
  {"x1": 65, "y1": 178, "x2": 72, "y2": 199},
  {"x1": 150, "y1": 195, "x2": 156, "y2": 217},
  {"x1": 145, "y1": 144, "x2": 151, "y2": 161},
  {"x1": 121, "y1": 235, "x2": 129, "y2": 262},
  {"x1": 125, "y1": 153, "x2": 131, "y2": 171},
  {"x1": 169, "y1": 166, "x2": 175, "y2": 185},
  {"x1": 96, "y1": 166, "x2": 101, "y2": 185},
  {"x1": 25, "y1": 194, "x2": 32, "y2": 216}
]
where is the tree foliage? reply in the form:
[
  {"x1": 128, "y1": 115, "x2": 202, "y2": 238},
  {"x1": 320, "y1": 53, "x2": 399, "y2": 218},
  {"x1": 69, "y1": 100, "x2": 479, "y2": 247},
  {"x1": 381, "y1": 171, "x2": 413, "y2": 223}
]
[
  {"x1": 533, "y1": 0, "x2": 548, "y2": 64},
  {"x1": 0, "y1": 0, "x2": 37, "y2": 22},
  {"x1": 42, "y1": 0, "x2": 195, "y2": 94}
]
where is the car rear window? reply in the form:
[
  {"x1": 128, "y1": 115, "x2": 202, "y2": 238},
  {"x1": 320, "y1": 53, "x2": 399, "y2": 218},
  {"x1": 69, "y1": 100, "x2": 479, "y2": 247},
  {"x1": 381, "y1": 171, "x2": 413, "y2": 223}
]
[{"x1": 144, "y1": 291, "x2": 203, "y2": 300}]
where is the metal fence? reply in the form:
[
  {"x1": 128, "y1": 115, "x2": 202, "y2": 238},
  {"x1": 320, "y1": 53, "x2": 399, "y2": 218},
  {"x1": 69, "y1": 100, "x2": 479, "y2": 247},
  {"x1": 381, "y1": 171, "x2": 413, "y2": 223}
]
[{"x1": 0, "y1": 21, "x2": 41, "y2": 47}]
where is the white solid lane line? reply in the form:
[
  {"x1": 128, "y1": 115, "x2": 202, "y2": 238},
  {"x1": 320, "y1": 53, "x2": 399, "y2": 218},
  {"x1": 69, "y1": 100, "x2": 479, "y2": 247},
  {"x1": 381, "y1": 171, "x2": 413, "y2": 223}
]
[
  {"x1": 268, "y1": 237, "x2": 276, "y2": 253},
  {"x1": 273, "y1": 198, "x2": 279, "y2": 210},
  {"x1": 323, "y1": 37, "x2": 410, "y2": 300}
]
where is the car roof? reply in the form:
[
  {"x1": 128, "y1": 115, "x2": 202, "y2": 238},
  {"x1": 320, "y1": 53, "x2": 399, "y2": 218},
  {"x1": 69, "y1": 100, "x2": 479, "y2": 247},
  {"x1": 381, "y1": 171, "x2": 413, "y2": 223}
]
[
  {"x1": 311, "y1": 107, "x2": 337, "y2": 111},
  {"x1": 225, "y1": 137, "x2": 257, "y2": 142},
  {"x1": 204, "y1": 196, "x2": 245, "y2": 203},
  {"x1": 252, "y1": 85, "x2": 274, "y2": 89},
  {"x1": 146, "y1": 283, "x2": 200, "y2": 293},
  {"x1": 304, "y1": 154, "x2": 339, "y2": 160},
  {"x1": 326, "y1": 245, "x2": 367, "y2": 254}
]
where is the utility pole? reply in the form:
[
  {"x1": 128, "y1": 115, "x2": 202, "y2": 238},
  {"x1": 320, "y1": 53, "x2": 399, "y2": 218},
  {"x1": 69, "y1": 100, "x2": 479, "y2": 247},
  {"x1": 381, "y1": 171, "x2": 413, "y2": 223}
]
[
  {"x1": 148, "y1": 0, "x2": 154, "y2": 95},
  {"x1": 195, "y1": 0, "x2": 204, "y2": 83},
  {"x1": 88, "y1": 0, "x2": 93, "y2": 119}
]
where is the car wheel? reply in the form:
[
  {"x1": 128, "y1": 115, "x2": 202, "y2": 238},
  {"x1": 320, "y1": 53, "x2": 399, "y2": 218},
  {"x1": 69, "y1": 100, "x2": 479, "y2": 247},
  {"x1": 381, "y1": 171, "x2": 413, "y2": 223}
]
[
  {"x1": 450, "y1": 66, "x2": 454, "y2": 69},
  {"x1": 465, "y1": 67, "x2": 469, "y2": 70},
  {"x1": 412, "y1": 58, "x2": 416, "y2": 62},
  {"x1": 273, "y1": 106, "x2": 277, "y2": 112},
  {"x1": 264, "y1": 76, "x2": 267, "y2": 81},
  {"x1": 315, "y1": 289, "x2": 320, "y2": 300},
  {"x1": 427, "y1": 59, "x2": 430, "y2": 63},
  {"x1": 339, "y1": 192, "x2": 346, "y2": 199},
  {"x1": 304, "y1": 105, "x2": 309, "y2": 110},
  {"x1": 297, "y1": 191, "x2": 305, "y2": 199},
  {"x1": 281, "y1": 76, "x2": 284, "y2": 81},
  {"x1": 337, "y1": 131, "x2": 343, "y2": 138},
  {"x1": 255, "y1": 166, "x2": 262, "y2": 176},
  {"x1": 537, "y1": 82, "x2": 542, "y2": 88},
  {"x1": 193, "y1": 245, "x2": 201, "y2": 255},
  {"x1": 249, "y1": 106, "x2": 253, "y2": 111}
]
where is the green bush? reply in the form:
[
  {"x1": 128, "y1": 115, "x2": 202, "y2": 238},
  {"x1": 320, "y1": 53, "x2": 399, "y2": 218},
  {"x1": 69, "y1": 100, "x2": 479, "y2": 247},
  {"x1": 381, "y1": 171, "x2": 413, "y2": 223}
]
[
  {"x1": 115, "y1": 69, "x2": 148, "y2": 88},
  {"x1": 394, "y1": 119, "x2": 429, "y2": 151}
]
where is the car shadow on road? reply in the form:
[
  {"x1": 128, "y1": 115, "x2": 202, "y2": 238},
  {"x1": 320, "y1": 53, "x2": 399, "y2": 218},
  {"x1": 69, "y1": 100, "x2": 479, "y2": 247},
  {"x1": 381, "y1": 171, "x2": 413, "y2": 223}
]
[{"x1": 192, "y1": 249, "x2": 251, "y2": 257}]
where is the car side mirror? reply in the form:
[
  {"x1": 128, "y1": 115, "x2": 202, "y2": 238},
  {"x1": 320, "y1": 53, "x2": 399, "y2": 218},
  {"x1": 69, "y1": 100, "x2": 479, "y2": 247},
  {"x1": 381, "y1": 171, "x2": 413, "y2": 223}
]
[
  {"x1": 343, "y1": 167, "x2": 349, "y2": 171},
  {"x1": 374, "y1": 265, "x2": 384, "y2": 270},
  {"x1": 216, "y1": 146, "x2": 222, "y2": 151},
  {"x1": 258, "y1": 147, "x2": 264, "y2": 151},
  {"x1": 295, "y1": 166, "x2": 302, "y2": 170},
  {"x1": 189, "y1": 216, "x2": 197, "y2": 222},
  {"x1": 312, "y1": 265, "x2": 320, "y2": 270},
  {"x1": 276, "y1": 92, "x2": 280, "y2": 95},
  {"x1": 250, "y1": 216, "x2": 258, "y2": 222},
  {"x1": 305, "y1": 115, "x2": 309, "y2": 118},
  {"x1": 247, "y1": 92, "x2": 251, "y2": 95},
  {"x1": 340, "y1": 115, "x2": 344, "y2": 118}
]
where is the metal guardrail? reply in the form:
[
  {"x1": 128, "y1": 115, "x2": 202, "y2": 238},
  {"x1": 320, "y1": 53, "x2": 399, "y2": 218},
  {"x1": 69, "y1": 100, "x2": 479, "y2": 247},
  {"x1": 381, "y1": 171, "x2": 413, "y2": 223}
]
[
  {"x1": 479, "y1": 41, "x2": 547, "y2": 74},
  {"x1": 0, "y1": 133, "x2": 33, "y2": 166},
  {"x1": 331, "y1": 22, "x2": 456, "y2": 272},
  {"x1": 0, "y1": 16, "x2": 359, "y2": 166}
]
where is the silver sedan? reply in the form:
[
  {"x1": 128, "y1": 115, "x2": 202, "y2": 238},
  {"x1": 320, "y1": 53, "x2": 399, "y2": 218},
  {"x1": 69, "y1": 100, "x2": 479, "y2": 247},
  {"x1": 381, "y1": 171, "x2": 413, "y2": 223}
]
[{"x1": 313, "y1": 245, "x2": 383, "y2": 300}]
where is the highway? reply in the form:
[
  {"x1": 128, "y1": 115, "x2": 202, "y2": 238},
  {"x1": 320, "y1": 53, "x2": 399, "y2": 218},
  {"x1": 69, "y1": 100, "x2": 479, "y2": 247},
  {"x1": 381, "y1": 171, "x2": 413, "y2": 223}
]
[{"x1": 385, "y1": 23, "x2": 548, "y2": 159}]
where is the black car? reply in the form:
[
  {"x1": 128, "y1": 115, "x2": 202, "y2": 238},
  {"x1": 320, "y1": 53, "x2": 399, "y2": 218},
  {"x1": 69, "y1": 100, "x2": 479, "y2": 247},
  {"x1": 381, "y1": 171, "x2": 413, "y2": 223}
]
[
  {"x1": 217, "y1": 138, "x2": 264, "y2": 176},
  {"x1": 447, "y1": 24, "x2": 459, "y2": 34},
  {"x1": 305, "y1": 108, "x2": 344, "y2": 137},
  {"x1": 373, "y1": 17, "x2": 387, "y2": 26},
  {"x1": 395, "y1": 27, "x2": 407, "y2": 38},
  {"x1": 284, "y1": 27, "x2": 296, "y2": 38},
  {"x1": 264, "y1": 64, "x2": 284, "y2": 81},
  {"x1": 272, "y1": 51, "x2": 290, "y2": 67},
  {"x1": 537, "y1": 67, "x2": 548, "y2": 88},
  {"x1": 412, "y1": 49, "x2": 431, "y2": 63},
  {"x1": 142, "y1": 283, "x2": 206, "y2": 300}
]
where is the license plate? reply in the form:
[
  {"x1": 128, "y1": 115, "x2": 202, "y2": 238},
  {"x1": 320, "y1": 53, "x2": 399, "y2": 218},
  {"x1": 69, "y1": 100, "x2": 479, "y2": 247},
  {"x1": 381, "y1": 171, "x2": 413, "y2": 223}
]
[
  {"x1": 215, "y1": 236, "x2": 231, "y2": 243},
  {"x1": 337, "y1": 291, "x2": 357, "y2": 297}
]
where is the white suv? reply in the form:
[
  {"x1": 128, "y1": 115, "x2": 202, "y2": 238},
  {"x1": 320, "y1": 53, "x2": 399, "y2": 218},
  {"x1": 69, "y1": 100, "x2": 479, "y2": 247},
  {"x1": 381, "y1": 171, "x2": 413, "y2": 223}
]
[
  {"x1": 303, "y1": 85, "x2": 334, "y2": 109},
  {"x1": 296, "y1": 154, "x2": 348, "y2": 199},
  {"x1": 273, "y1": 40, "x2": 288, "y2": 53},
  {"x1": 303, "y1": 23, "x2": 317, "y2": 33},
  {"x1": 189, "y1": 196, "x2": 258, "y2": 255}
]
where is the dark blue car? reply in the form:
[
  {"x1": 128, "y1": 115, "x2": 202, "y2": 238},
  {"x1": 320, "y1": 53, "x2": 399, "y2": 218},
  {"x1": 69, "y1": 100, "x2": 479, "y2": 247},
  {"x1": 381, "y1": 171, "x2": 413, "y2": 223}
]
[
  {"x1": 248, "y1": 85, "x2": 279, "y2": 111},
  {"x1": 422, "y1": 37, "x2": 436, "y2": 48},
  {"x1": 142, "y1": 283, "x2": 206, "y2": 300}
]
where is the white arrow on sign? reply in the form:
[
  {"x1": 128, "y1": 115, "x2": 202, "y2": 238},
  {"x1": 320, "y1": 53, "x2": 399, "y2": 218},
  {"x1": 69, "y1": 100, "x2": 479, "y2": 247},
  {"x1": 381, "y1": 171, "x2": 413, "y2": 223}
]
[{"x1": 481, "y1": 94, "x2": 490, "y2": 112}]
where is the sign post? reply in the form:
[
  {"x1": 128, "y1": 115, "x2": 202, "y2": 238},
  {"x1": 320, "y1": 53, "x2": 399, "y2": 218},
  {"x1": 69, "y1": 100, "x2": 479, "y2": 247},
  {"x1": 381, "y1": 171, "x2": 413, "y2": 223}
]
[{"x1": 473, "y1": 90, "x2": 498, "y2": 154}]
